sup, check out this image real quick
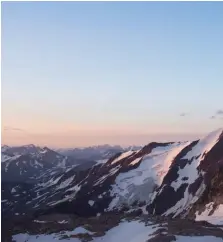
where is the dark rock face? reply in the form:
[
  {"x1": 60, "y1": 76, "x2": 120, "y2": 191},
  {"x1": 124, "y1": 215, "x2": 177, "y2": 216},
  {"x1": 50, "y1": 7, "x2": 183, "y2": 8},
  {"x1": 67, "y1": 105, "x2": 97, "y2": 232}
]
[
  {"x1": 147, "y1": 130, "x2": 223, "y2": 217},
  {"x1": 147, "y1": 183, "x2": 189, "y2": 216},
  {"x1": 188, "y1": 158, "x2": 223, "y2": 219},
  {"x1": 147, "y1": 141, "x2": 199, "y2": 215}
]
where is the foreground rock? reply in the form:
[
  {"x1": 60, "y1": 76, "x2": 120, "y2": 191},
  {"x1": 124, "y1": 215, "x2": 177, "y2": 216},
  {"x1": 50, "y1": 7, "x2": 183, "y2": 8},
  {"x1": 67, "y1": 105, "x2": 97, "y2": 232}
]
[{"x1": 4, "y1": 213, "x2": 223, "y2": 242}]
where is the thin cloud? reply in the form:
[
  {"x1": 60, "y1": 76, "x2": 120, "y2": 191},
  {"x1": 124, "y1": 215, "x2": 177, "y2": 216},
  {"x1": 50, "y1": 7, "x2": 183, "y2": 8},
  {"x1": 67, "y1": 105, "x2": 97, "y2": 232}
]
[
  {"x1": 3, "y1": 126, "x2": 26, "y2": 132},
  {"x1": 180, "y1": 112, "x2": 188, "y2": 117},
  {"x1": 216, "y1": 109, "x2": 223, "y2": 115},
  {"x1": 210, "y1": 109, "x2": 223, "y2": 120}
]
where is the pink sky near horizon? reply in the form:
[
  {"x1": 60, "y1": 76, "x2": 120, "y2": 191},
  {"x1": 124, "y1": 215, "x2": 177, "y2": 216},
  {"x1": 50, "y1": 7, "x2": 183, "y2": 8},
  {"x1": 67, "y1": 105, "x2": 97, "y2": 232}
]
[
  {"x1": 2, "y1": 131, "x2": 203, "y2": 148},
  {"x1": 1, "y1": 122, "x2": 206, "y2": 148},
  {"x1": 2, "y1": 108, "x2": 222, "y2": 148}
]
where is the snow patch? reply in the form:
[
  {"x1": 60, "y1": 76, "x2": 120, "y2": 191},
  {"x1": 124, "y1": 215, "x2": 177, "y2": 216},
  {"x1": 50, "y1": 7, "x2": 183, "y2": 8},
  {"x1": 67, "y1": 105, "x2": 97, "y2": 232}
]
[
  {"x1": 71, "y1": 227, "x2": 94, "y2": 235},
  {"x1": 111, "y1": 151, "x2": 134, "y2": 165},
  {"x1": 34, "y1": 160, "x2": 43, "y2": 168},
  {"x1": 40, "y1": 149, "x2": 48, "y2": 154},
  {"x1": 11, "y1": 187, "x2": 16, "y2": 193},
  {"x1": 129, "y1": 157, "x2": 142, "y2": 166},
  {"x1": 57, "y1": 176, "x2": 74, "y2": 190},
  {"x1": 88, "y1": 200, "x2": 95, "y2": 206},
  {"x1": 57, "y1": 157, "x2": 67, "y2": 168},
  {"x1": 34, "y1": 220, "x2": 48, "y2": 224},
  {"x1": 58, "y1": 220, "x2": 68, "y2": 224},
  {"x1": 92, "y1": 220, "x2": 160, "y2": 242},
  {"x1": 94, "y1": 165, "x2": 121, "y2": 186},
  {"x1": 49, "y1": 185, "x2": 81, "y2": 206},
  {"x1": 39, "y1": 175, "x2": 63, "y2": 188},
  {"x1": 4, "y1": 155, "x2": 22, "y2": 171},
  {"x1": 95, "y1": 159, "x2": 108, "y2": 165},
  {"x1": 195, "y1": 203, "x2": 223, "y2": 225}
]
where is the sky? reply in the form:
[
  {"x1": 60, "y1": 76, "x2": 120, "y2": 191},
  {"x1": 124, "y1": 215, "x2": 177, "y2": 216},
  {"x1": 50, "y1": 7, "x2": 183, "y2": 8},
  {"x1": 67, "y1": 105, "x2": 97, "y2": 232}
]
[{"x1": 2, "y1": 2, "x2": 223, "y2": 148}]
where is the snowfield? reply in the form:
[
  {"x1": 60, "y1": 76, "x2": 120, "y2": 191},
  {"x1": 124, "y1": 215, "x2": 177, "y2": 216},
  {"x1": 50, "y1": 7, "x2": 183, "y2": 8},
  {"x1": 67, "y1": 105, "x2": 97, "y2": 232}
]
[
  {"x1": 108, "y1": 142, "x2": 192, "y2": 210},
  {"x1": 12, "y1": 219, "x2": 223, "y2": 242}
]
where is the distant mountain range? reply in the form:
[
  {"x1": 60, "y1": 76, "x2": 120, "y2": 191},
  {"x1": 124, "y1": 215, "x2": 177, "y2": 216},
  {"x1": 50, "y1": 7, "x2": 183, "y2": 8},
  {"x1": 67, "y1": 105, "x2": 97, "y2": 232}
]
[
  {"x1": 1, "y1": 144, "x2": 132, "y2": 183},
  {"x1": 55, "y1": 144, "x2": 142, "y2": 160},
  {"x1": 2, "y1": 128, "x2": 223, "y2": 242}
]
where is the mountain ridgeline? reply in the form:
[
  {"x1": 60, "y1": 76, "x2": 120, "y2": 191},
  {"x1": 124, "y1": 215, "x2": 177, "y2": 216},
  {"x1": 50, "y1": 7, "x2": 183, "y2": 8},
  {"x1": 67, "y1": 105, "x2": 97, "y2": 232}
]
[{"x1": 1, "y1": 128, "x2": 223, "y2": 241}]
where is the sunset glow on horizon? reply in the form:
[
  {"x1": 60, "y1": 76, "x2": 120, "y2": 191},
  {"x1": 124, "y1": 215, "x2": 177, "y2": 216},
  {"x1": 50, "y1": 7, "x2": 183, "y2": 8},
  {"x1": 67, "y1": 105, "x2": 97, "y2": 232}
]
[{"x1": 2, "y1": 2, "x2": 223, "y2": 148}]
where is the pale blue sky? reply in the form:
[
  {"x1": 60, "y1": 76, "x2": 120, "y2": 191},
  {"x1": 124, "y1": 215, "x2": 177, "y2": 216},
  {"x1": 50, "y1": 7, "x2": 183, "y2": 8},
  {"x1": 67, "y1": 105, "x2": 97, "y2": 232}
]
[{"x1": 2, "y1": 2, "x2": 223, "y2": 147}]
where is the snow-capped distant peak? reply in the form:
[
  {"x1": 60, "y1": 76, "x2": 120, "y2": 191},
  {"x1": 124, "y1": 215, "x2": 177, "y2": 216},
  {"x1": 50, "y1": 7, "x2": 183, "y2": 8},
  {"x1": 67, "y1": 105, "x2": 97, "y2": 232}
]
[{"x1": 21, "y1": 144, "x2": 36, "y2": 148}]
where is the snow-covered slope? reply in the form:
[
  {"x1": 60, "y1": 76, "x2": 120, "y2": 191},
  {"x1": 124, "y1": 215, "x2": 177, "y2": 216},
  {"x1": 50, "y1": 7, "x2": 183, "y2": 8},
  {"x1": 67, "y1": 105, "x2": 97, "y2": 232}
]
[{"x1": 107, "y1": 141, "x2": 191, "y2": 210}]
